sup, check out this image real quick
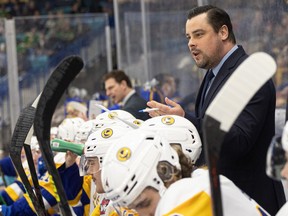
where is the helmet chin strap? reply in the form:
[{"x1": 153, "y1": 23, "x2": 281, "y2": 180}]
[{"x1": 94, "y1": 168, "x2": 102, "y2": 174}]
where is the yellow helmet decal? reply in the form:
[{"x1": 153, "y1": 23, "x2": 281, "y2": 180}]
[
  {"x1": 108, "y1": 112, "x2": 118, "y2": 119},
  {"x1": 133, "y1": 120, "x2": 142, "y2": 126},
  {"x1": 101, "y1": 128, "x2": 113, "y2": 138},
  {"x1": 161, "y1": 116, "x2": 175, "y2": 125},
  {"x1": 117, "y1": 147, "x2": 132, "y2": 161}
]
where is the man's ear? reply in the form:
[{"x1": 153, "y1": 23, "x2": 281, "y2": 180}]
[
  {"x1": 219, "y1": 25, "x2": 229, "y2": 41},
  {"x1": 120, "y1": 80, "x2": 128, "y2": 87}
]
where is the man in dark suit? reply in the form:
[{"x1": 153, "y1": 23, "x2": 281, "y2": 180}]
[
  {"x1": 103, "y1": 70, "x2": 149, "y2": 120},
  {"x1": 147, "y1": 5, "x2": 286, "y2": 215}
]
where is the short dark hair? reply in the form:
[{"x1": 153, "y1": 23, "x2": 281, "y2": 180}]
[
  {"x1": 103, "y1": 70, "x2": 132, "y2": 88},
  {"x1": 187, "y1": 5, "x2": 236, "y2": 44}
]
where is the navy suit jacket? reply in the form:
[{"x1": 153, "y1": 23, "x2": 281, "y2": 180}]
[
  {"x1": 122, "y1": 92, "x2": 150, "y2": 120},
  {"x1": 186, "y1": 46, "x2": 285, "y2": 215}
]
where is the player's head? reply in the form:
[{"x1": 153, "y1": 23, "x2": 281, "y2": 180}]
[
  {"x1": 31, "y1": 135, "x2": 40, "y2": 151},
  {"x1": 75, "y1": 119, "x2": 98, "y2": 144},
  {"x1": 31, "y1": 135, "x2": 41, "y2": 165},
  {"x1": 71, "y1": 111, "x2": 133, "y2": 149},
  {"x1": 142, "y1": 115, "x2": 202, "y2": 164},
  {"x1": 50, "y1": 127, "x2": 58, "y2": 140},
  {"x1": 66, "y1": 101, "x2": 88, "y2": 120},
  {"x1": 57, "y1": 117, "x2": 85, "y2": 142},
  {"x1": 81, "y1": 125, "x2": 132, "y2": 193},
  {"x1": 101, "y1": 129, "x2": 181, "y2": 215},
  {"x1": 266, "y1": 121, "x2": 288, "y2": 182}
]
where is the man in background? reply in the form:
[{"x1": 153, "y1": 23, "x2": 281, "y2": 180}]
[{"x1": 103, "y1": 70, "x2": 149, "y2": 120}]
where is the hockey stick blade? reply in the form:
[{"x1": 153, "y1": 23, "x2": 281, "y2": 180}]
[
  {"x1": 23, "y1": 94, "x2": 47, "y2": 214},
  {"x1": 34, "y1": 56, "x2": 84, "y2": 216},
  {"x1": 202, "y1": 52, "x2": 276, "y2": 216},
  {"x1": 10, "y1": 104, "x2": 47, "y2": 216}
]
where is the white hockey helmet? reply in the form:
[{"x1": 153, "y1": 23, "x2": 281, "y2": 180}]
[
  {"x1": 101, "y1": 129, "x2": 180, "y2": 206},
  {"x1": 75, "y1": 120, "x2": 97, "y2": 144},
  {"x1": 50, "y1": 126, "x2": 59, "y2": 140},
  {"x1": 50, "y1": 127, "x2": 59, "y2": 137},
  {"x1": 83, "y1": 125, "x2": 132, "y2": 166},
  {"x1": 57, "y1": 117, "x2": 85, "y2": 141},
  {"x1": 282, "y1": 121, "x2": 288, "y2": 152},
  {"x1": 141, "y1": 115, "x2": 202, "y2": 163},
  {"x1": 31, "y1": 135, "x2": 40, "y2": 151},
  {"x1": 93, "y1": 118, "x2": 131, "y2": 131}
]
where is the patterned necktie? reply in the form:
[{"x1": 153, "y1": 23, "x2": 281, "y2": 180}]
[{"x1": 200, "y1": 69, "x2": 214, "y2": 109}]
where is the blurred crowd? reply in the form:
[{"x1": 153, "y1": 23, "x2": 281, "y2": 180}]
[{"x1": 0, "y1": 0, "x2": 113, "y2": 18}]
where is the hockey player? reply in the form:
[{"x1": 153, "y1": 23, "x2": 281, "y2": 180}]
[
  {"x1": 0, "y1": 143, "x2": 73, "y2": 215},
  {"x1": 51, "y1": 111, "x2": 136, "y2": 215},
  {"x1": 101, "y1": 129, "x2": 270, "y2": 216},
  {"x1": 0, "y1": 136, "x2": 45, "y2": 205},
  {"x1": 54, "y1": 117, "x2": 90, "y2": 215},
  {"x1": 46, "y1": 109, "x2": 140, "y2": 215},
  {"x1": 0, "y1": 126, "x2": 59, "y2": 206},
  {"x1": 80, "y1": 125, "x2": 134, "y2": 215},
  {"x1": 0, "y1": 117, "x2": 87, "y2": 215}
]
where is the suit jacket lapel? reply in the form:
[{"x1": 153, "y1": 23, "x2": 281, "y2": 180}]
[
  {"x1": 200, "y1": 65, "x2": 231, "y2": 116},
  {"x1": 195, "y1": 46, "x2": 248, "y2": 118}
]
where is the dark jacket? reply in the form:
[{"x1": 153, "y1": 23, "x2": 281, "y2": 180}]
[
  {"x1": 123, "y1": 92, "x2": 150, "y2": 120},
  {"x1": 186, "y1": 46, "x2": 285, "y2": 215}
]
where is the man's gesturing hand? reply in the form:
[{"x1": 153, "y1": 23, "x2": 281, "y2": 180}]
[{"x1": 146, "y1": 97, "x2": 185, "y2": 117}]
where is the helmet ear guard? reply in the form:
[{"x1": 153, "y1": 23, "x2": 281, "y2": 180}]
[
  {"x1": 101, "y1": 129, "x2": 181, "y2": 206},
  {"x1": 266, "y1": 135, "x2": 287, "y2": 181},
  {"x1": 157, "y1": 161, "x2": 180, "y2": 184}
]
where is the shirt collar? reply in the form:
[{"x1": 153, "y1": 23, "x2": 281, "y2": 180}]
[{"x1": 211, "y1": 45, "x2": 238, "y2": 77}]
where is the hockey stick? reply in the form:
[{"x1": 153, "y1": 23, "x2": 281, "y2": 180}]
[
  {"x1": 34, "y1": 56, "x2": 84, "y2": 216},
  {"x1": 202, "y1": 52, "x2": 277, "y2": 216},
  {"x1": 10, "y1": 94, "x2": 47, "y2": 216},
  {"x1": 23, "y1": 94, "x2": 48, "y2": 215}
]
